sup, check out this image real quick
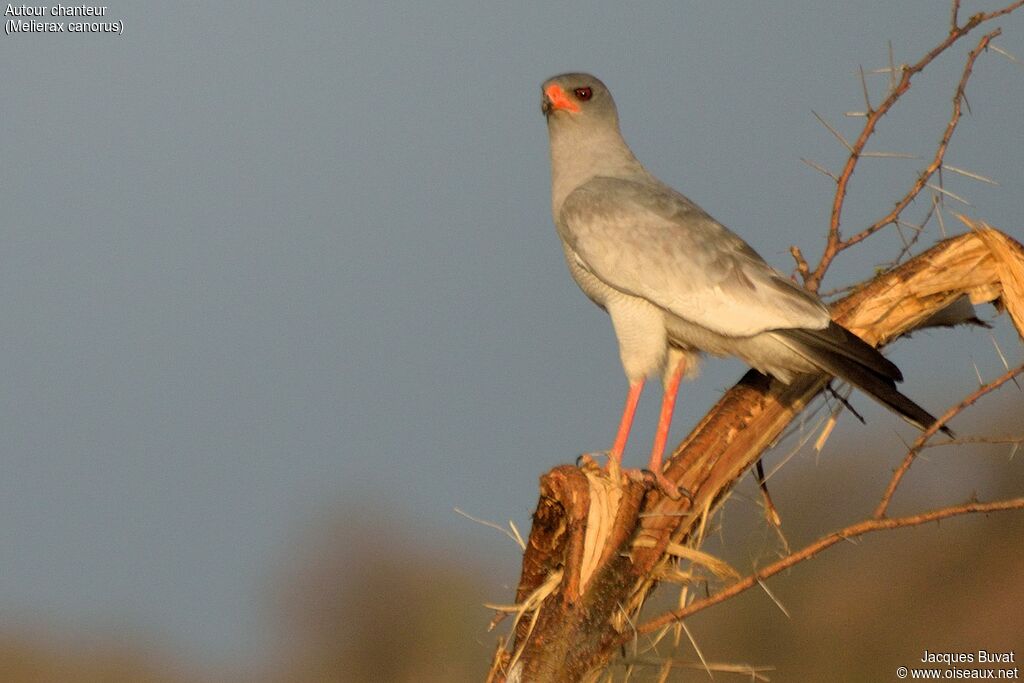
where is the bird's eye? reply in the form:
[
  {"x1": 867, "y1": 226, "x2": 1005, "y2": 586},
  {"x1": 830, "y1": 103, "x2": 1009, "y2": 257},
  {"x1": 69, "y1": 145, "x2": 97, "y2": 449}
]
[{"x1": 574, "y1": 87, "x2": 593, "y2": 101}]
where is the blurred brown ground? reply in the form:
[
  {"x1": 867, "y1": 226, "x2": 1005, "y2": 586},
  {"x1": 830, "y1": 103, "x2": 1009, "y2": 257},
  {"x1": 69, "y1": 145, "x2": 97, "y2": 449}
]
[{"x1": 2, "y1": 402, "x2": 1021, "y2": 682}]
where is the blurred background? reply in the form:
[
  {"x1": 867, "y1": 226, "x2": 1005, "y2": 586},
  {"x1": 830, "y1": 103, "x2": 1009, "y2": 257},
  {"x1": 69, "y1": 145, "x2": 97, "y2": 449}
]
[{"x1": 1, "y1": 1, "x2": 1022, "y2": 681}]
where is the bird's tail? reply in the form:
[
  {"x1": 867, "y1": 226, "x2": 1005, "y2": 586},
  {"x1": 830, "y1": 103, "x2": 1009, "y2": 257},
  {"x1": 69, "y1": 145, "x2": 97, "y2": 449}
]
[{"x1": 773, "y1": 322, "x2": 953, "y2": 437}]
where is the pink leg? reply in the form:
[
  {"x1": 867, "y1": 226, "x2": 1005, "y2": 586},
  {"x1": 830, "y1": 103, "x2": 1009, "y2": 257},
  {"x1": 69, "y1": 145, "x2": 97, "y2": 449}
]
[
  {"x1": 647, "y1": 356, "x2": 687, "y2": 498},
  {"x1": 609, "y1": 380, "x2": 644, "y2": 465}
]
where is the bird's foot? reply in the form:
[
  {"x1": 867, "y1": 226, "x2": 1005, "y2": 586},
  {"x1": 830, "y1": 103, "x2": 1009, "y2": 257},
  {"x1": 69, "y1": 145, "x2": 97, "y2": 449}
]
[
  {"x1": 577, "y1": 452, "x2": 627, "y2": 488},
  {"x1": 639, "y1": 469, "x2": 693, "y2": 502},
  {"x1": 578, "y1": 453, "x2": 692, "y2": 501}
]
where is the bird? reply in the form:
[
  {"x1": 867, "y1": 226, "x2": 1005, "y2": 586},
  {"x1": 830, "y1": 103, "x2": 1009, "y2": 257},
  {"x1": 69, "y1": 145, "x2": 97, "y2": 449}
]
[{"x1": 540, "y1": 72, "x2": 948, "y2": 498}]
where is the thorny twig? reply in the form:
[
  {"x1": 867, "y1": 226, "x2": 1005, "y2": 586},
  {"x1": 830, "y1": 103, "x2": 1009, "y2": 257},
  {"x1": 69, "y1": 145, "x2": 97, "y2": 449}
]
[
  {"x1": 800, "y1": 0, "x2": 1023, "y2": 292},
  {"x1": 889, "y1": 197, "x2": 939, "y2": 266},
  {"x1": 921, "y1": 435, "x2": 1024, "y2": 450},
  {"x1": 633, "y1": 497, "x2": 1024, "y2": 636},
  {"x1": 874, "y1": 362, "x2": 1024, "y2": 518}
]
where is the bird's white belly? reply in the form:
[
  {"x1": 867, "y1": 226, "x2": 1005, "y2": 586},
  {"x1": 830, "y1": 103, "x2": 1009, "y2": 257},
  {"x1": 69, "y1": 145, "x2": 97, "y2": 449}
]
[{"x1": 563, "y1": 244, "x2": 669, "y2": 382}]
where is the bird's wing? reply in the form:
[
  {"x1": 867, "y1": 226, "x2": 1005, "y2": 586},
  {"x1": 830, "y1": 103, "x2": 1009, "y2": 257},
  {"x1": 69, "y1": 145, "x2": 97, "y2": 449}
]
[{"x1": 558, "y1": 176, "x2": 830, "y2": 337}]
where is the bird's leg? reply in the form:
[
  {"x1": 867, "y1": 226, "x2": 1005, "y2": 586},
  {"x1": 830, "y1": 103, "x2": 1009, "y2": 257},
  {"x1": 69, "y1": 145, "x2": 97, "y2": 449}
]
[
  {"x1": 608, "y1": 379, "x2": 644, "y2": 483},
  {"x1": 646, "y1": 355, "x2": 687, "y2": 499}
]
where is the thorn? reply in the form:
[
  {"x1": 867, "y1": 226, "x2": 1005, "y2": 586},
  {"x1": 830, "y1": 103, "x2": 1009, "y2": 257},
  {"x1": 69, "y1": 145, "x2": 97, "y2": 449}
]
[
  {"x1": 800, "y1": 157, "x2": 839, "y2": 181},
  {"x1": 895, "y1": 430, "x2": 912, "y2": 452},
  {"x1": 989, "y1": 43, "x2": 1021, "y2": 65},
  {"x1": 509, "y1": 520, "x2": 526, "y2": 550},
  {"x1": 990, "y1": 333, "x2": 1013, "y2": 372},
  {"x1": 895, "y1": 219, "x2": 925, "y2": 234},
  {"x1": 679, "y1": 619, "x2": 712, "y2": 678},
  {"x1": 888, "y1": 41, "x2": 897, "y2": 91},
  {"x1": 942, "y1": 164, "x2": 999, "y2": 186},
  {"x1": 927, "y1": 182, "x2": 972, "y2": 206},
  {"x1": 812, "y1": 110, "x2": 853, "y2": 151},
  {"x1": 934, "y1": 196, "x2": 948, "y2": 237},
  {"x1": 972, "y1": 359, "x2": 984, "y2": 387},
  {"x1": 861, "y1": 151, "x2": 918, "y2": 159},
  {"x1": 894, "y1": 223, "x2": 910, "y2": 249},
  {"x1": 757, "y1": 578, "x2": 791, "y2": 619},
  {"x1": 859, "y1": 64, "x2": 872, "y2": 112}
]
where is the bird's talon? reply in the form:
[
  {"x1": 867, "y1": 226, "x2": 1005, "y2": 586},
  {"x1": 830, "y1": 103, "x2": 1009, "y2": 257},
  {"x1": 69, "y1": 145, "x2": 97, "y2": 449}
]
[{"x1": 640, "y1": 469, "x2": 686, "y2": 501}]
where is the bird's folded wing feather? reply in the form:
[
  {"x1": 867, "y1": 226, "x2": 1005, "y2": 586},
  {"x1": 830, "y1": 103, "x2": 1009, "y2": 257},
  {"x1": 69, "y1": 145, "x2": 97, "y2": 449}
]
[{"x1": 558, "y1": 176, "x2": 830, "y2": 337}]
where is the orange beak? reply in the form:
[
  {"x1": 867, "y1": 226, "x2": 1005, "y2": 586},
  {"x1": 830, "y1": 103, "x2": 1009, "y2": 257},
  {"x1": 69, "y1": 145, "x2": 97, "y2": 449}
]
[{"x1": 543, "y1": 84, "x2": 581, "y2": 114}]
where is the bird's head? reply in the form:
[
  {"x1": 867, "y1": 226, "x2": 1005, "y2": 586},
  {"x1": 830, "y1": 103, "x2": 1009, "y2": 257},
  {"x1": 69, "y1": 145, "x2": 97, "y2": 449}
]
[{"x1": 541, "y1": 73, "x2": 619, "y2": 129}]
